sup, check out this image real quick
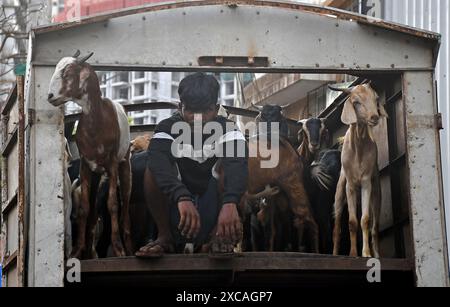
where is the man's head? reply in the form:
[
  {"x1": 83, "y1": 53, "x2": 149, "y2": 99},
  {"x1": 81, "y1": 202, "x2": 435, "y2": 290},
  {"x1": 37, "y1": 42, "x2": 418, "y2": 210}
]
[{"x1": 178, "y1": 72, "x2": 220, "y2": 124}]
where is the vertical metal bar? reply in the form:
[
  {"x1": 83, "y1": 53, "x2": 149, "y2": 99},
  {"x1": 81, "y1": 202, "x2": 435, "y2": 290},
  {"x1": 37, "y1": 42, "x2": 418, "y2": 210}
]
[
  {"x1": 31, "y1": 67, "x2": 65, "y2": 287},
  {"x1": 17, "y1": 75, "x2": 25, "y2": 287},
  {"x1": 403, "y1": 72, "x2": 449, "y2": 287}
]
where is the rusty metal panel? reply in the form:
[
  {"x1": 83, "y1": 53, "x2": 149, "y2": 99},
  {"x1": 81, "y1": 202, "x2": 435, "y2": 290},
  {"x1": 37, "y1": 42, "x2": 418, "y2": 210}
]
[
  {"x1": 6, "y1": 263, "x2": 18, "y2": 287},
  {"x1": 6, "y1": 146, "x2": 18, "y2": 201},
  {"x1": 33, "y1": 3, "x2": 435, "y2": 71},
  {"x1": 28, "y1": 67, "x2": 65, "y2": 287},
  {"x1": 403, "y1": 71, "x2": 449, "y2": 287},
  {"x1": 6, "y1": 206, "x2": 18, "y2": 255}
]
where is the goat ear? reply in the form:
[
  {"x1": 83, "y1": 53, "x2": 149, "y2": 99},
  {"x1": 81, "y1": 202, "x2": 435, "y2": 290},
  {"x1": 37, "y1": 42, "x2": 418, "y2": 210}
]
[
  {"x1": 79, "y1": 67, "x2": 91, "y2": 93},
  {"x1": 379, "y1": 102, "x2": 389, "y2": 118},
  {"x1": 341, "y1": 100, "x2": 357, "y2": 125}
]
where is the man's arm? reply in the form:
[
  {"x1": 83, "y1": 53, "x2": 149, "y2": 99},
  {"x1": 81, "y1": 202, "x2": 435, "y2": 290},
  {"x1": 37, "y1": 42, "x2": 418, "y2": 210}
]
[{"x1": 147, "y1": 134, "x2": 192, "y2": 205}]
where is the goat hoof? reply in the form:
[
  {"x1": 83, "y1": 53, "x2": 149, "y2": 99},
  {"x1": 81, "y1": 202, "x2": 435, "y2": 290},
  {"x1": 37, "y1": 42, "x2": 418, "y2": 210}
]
[{"x1": 362, "y1": 250, "x2": 372, "y2": 258}]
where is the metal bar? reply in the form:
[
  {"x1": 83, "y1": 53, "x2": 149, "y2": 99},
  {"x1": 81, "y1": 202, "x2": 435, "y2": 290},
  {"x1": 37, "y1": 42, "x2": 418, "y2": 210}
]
[
  {"x1": 81, "y1": 254, "x2": 414, "y2": 274},
  {"x1": 1, "y1": 126, "x2": 18, "y2": 158},
  {"x1": 64, "y1": 102, "x2": 178, "y2": 124},
  {"x1": 1, "y1": 190, "x2": 17, "y2": 216},
  {"x1": 1, "y1": 84, "x2": 17, "y2": 116},
  {"x1": 2, "y1": 251, "x2": 18, "y2": 271},
  {"x1": 130, "y1": 124, "x2": 157, "y2": 134},
  {"x1": 17, "y1": 75, "x2": 25, "y2": 287},
  {"x1": 403, "y1": 72, "x2": 449, "y2": 287}
]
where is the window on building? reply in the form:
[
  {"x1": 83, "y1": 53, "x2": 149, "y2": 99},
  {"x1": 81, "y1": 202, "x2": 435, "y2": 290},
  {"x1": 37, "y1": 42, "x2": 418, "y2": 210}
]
[
  {"x1": 307, "y1": 85, "x2": 327, "y2": 118},
  {"x1": 152, "y1": 82, "x2": 158, "y2": 91},
  {"x1": 98, "y1": 72, "x2": 108, "y2": 84},
  {"x1": 225, "y1": 81, "x2": 234, "y2": 96},
  {"x1": 172, "y1": 72, "x2": 183, "y2": 83},
  {"x1": 150, "y1": 115, "x2": 158, "y2": 124},
  {"x1": 134, "y1": 117, "x2": 144, "y2": 125},
  {"x1": 134, "y1": 71, "x2": 145, "y2": 79},
  {"x1": 171, "y1": 85, "x2": 179, "y2": 99},
  {"x1": 224, "y1": 99, "x2": 234, "y2": 106},
  {"x1": 101, "y1": 88, "x2": 106, "y2": 98},
  {"x1": 134, "y1": 83, "x2": 145, "y2": 97},
  {"x1": 114, "y1": 87, "x2": 129, "y2": 100},
  {"x1": 115, "y1": 72, "x2": 129, "y2": 83}
]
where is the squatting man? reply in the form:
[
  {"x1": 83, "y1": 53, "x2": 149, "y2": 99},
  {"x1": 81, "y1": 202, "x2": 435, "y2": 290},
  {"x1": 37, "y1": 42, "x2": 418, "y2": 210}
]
[{"x1": 136, "y1": 72, "x2": 255, "y2": 256}]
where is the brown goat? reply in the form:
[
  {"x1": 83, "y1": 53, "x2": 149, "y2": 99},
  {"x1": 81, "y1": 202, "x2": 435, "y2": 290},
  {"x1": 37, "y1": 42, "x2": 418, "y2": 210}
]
[
  {"x1": 330, "y1": 83, "x2": 387, "y2": 258},
  {"x1": 48, "y1": 51, "x2": 132, "y2": 258},
  {"x1": 130, "y1": 134, "x2": 151, "y2": 154},
  {"x1": 240, "y1": 137, "x2": 319, "y2": 253}
]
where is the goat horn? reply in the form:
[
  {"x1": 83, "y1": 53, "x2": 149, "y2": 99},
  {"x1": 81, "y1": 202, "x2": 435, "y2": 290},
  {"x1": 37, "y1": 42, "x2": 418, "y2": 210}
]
[
  {"x1": 328, "y1": 84, "x2": 353, "y2": 94},
  {"x1": 77, "y1": 52, "x2": 94, "y2": 64},
  {"x1": 72, "y1": 50, "x2": 81, "y2": 58},
  {"x1": 251, "y1": 102, "x2": 264, "y2": 111}
]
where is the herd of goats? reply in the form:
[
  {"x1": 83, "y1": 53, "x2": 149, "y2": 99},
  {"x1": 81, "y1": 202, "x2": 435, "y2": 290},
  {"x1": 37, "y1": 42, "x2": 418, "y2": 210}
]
[{"x1": 47, "y1": 51, "x2": 387, "y2": 260}]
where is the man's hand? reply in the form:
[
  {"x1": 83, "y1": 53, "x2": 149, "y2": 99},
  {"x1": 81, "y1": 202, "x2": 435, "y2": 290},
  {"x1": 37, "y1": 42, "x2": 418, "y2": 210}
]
[
  {"x1": 178, "y1": 200, "x2": 201, "y2": 239},
  {"x1": 216, "y1": 203, "x2": 242, "y2": 243}
]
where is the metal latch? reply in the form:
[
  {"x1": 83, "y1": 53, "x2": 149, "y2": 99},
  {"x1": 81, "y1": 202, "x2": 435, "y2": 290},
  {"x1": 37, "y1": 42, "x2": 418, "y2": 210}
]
[{"x1": 28, "y1": 108, "x2": 35, "y2": 127}]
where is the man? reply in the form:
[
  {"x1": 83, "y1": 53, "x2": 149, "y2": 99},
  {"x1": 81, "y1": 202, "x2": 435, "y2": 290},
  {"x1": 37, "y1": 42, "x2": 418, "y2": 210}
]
[{"x1": 136, "y1": 72, "x2": 248, "y2": 257}]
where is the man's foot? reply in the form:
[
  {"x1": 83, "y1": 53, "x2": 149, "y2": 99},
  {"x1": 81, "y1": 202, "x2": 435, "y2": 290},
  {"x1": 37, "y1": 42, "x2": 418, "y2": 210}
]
[{"x1": 135, "y1": 239, "x2": 175, "y2": 258}]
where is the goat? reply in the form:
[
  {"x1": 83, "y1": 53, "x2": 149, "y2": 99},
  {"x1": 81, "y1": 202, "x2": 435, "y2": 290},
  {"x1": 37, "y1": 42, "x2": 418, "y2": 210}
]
[
  {"x1": 297, "y1": 118, "x2": 329, "y2": 166},
  {"x1": 70, "y1": 134, "x2": 156, "y2": 258},
  {"x1": 306, "y1": 150, "x2": 342, "y2": 254},
  {"x1": 130, "y1": 134, "x2": 151, "y2": 154},
  {"x1": 329, "y1": 82, "x2": 387, "y2": 258},
  {"x1": 48, "y1": 51, "x2": 132, "y2": 258},
  {"x1": 252, "y1": 103, "x2": 290, "y2": 140},
  {"x1": 235, "y1": 106, "x2": 319, "y2": 253},
  {"x1": 297, "y1": 118, "x2": 340, "y2": 254}
]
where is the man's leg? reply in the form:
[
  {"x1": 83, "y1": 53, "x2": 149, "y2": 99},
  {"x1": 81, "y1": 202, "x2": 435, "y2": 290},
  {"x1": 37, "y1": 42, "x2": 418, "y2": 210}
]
[
  {"x1": 135, "y1": 168, "x2": 175, "y2": 257},
  {"x1": 194, "y1": 178, "x2": 221, "y2": 249}
]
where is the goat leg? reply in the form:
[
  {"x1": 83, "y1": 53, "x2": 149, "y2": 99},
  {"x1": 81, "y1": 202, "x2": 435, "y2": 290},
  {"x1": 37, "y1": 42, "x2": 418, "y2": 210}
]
[
  {"x1": 119, "y1": 154, "x2": 133, "y2": 255},
  {"x1": 280, "y1": 174, "x2": 318, "y2": 253},
  {"x1": 333, "y1": 172, "x2": 346, "y2": 256},
  {"x1": 371, "y1": 177, "x2": 382, "y2": 258},
  {"x1": 71, "y1": 160, "x2": 92, "y2": 259},
  {"x1": 346, "y1": 182, "x2": 359, "y2": 257},
  {"x1": 107, "y1": 165, "x2": 126, "y2": 257},
  {"x1": 361, "y1": 180, "x2": 373, "y2": 258}
]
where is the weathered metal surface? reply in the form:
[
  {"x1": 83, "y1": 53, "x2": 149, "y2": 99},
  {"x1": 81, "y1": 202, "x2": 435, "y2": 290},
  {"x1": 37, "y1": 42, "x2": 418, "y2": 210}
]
[
  {"x1": 403, "y1": 72, "x2": 449, "y2": 287},
  {"x1": 29, "y1": 67, "x2": 65, "y2": 287},
  {"x1": 33, "y1": 2, "x2": 436, "y2": 72},
  {"x1": 34, "y1": 0, "x2": 440, "y2": 40},
  {"x1": 383, "y1": 0, "x2": 450, "y2": 272}
]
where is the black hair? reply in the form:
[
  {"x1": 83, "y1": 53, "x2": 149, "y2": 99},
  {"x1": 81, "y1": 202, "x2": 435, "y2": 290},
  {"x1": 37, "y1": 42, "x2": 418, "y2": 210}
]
[{"x1": 178, "y1": 72, "x2": 220, "y2": 111}]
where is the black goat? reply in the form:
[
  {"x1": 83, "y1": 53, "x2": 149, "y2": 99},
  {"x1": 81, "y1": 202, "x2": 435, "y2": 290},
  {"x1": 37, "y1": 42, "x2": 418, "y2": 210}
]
[{"x1": 305, "y1": 149, "x2": 342, "y2": 254}]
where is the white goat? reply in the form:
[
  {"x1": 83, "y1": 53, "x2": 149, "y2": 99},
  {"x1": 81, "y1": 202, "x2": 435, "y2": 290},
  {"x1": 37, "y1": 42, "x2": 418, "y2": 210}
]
[{"x1": 330, "y1": 82, "x2": 387, "y2": 258}]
